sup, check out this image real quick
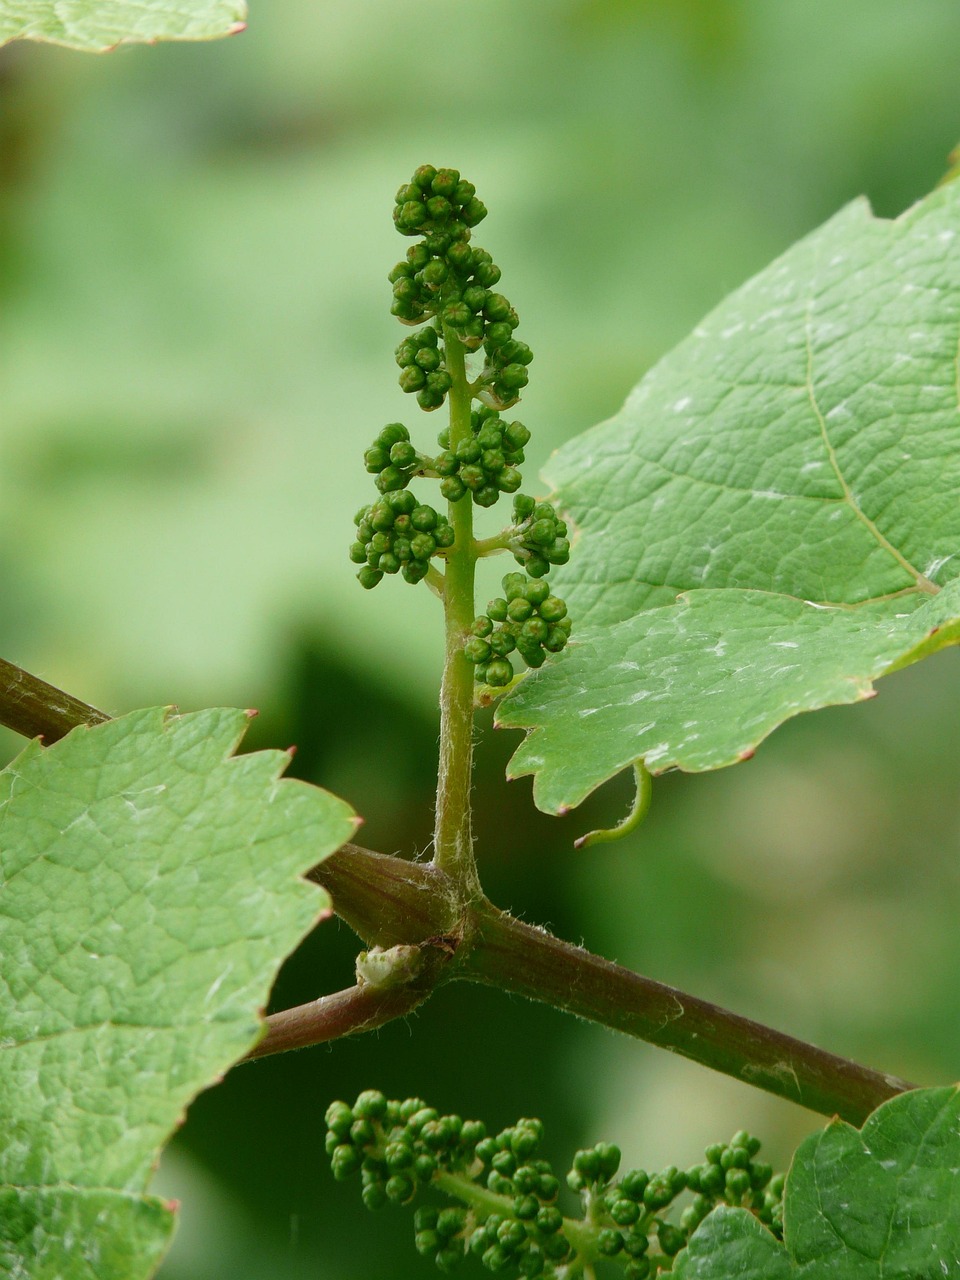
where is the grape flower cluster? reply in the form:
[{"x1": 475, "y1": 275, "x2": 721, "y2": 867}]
[
  {"x1": 351, "y1": 167, "x2": 573, "y2": 687},
  {"x1": 325, "y1": 1091, "x2": 785, "y2": 1279}
]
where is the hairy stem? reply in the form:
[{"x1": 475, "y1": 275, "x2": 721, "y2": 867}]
[
  {"x1": 308, "y1": 843, "x2": 460, "y2": 946},
  {"x1": 432, "y1": 325, "x2": 481, "y2": 899},
  {"x1": 246, "y1": 981, "x2": 432, "y2": 1060},
  {"x1": 0, "y1": 658, "x2": 109, "y2": 743},
  {"x1": 462, "y1": 903, "x2": 915, "y2": 1126}
]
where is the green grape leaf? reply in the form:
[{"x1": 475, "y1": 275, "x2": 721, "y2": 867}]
[
  {"x1": 0, "y1": 707, "x2": 357, "y2": 1279},
  {"x1": 498, "y1": 180, "x2": 960, "y2": 814},
  {"x1": 0, "y1": 0, "x2": 246, "y2": 51},
  {"x1": 675, "y1": 1086, "x2": 960, "y2": 1278}
]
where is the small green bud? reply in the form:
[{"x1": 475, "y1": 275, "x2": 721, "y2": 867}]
[
  {"x1": 412, "y1": 346, "x2": 440, "y2": 373},
  {"x1": 385, "y1": 1173, "x2": 415, "y2": 1203},
  {"x1": 399, "y1": 365, "x2": 426, "y2": 393},
  {"x1": 485, "y1": 659, "x2": 514, "y2": 687},
  {"x1": 385, "y1": 1142, "x2": 414, "y2": 1171},
  {"x1": 487, "y1": 1171, "x2": 514, "y2": 1195},
  {"x1": 621, "y1": 1230, "x2": 649, "y2": 1258},
  {"x1": 496, "y1": 1220, "x2": 526, "y2": 1251},
  {"x1": 625, "y1": 1261, "x2": 651, "y2": 1280},
  {"x1": 658, "y1": 1223, "x2": 686, "y2": 1256},
  {"x1": 620, "y1": 1170, "x2": 649, "y2": 1202},
  {"x1": 415, "y1": 1207, "x2": 440, "y2": 1232},
  {"x1": 446, "y1": 240, "x2": 473, "y2": 270},
  {"x1": 376, "y1": 466, "x2": 410, "y2": 494},
  {"x1": 597, "y1": 1229, "x2": 623, "y2": 1256},
  {"x1": 489, "y1": 631, "x2": 517, "y2": 657},
  {"x1": 325, "y1": 1101, "x2": 354, "y2": 1136},
  {"x1": 726, "y1": 1167, "x2": 752, "y2": 1199},
  {"x1": 514, "y1": 1195, "x2": 539, "y2": 1220},
  {"x1": 482, "y1": 1244, "x2": 512, "y2": 1273},
  {"x1": 610, "y1": 1198, "x2": 640, "y2": 1226},
  {"x1": 464, "y1": 638, "x2": 492, "y2": 664},
  {"x1": 331, "y1": 1144, "x2": 362, "y2": 1180},
  {"x1": 539, "y1": 597, "x2": 567, "y2": 622},
  {"x1": 543, "y1": 626, "x2": 568, "y2": 653},
  {"x1": 535, "y1": 1206, "x2": 563, "y2": 1235},
  {"x1": 437, "y1": 1208, "x2": 467, "y2": 1238},
  {"x1": 357, "y1": 566, "x2": 383, "y2": 589},
  {"x1": 440, "y1": 475, "x2": 467, "y2": 502},
  {"x1": 402, "y1": 560, "x2": 430, "y2": 584},
  {"x1": 362, "y1": 1182, "x2": 387, "y2": 1211},
  {"x1": 410, "y1": 533, "x2": 436, "y2": 561},
  {"x1": 390, "y1": 440, "x2": 418, "y2": 468},
  {"x1": 474, "y1": 260, "x2": 501, "y2": 287},
  {"x1": 431, "y1": 168, "x2": 460, "y2": 197},
  {"x1": 415, "y1": 1229, "x2": 440, "y2": 1256},
  {"x1": 536, "y1": 1174, "x2": 559, "y2": 1202},
  {"x1": 353, "y1": 1090, "x2": 387, "y2": 1120},
  {"x1": 483, "y1": 293, "x2": 511, "y2": 322}
]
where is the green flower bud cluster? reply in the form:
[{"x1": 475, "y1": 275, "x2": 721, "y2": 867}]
[
  {"x1": 434, "y1": 406, "x2": 530, "y2": 508},
  {"x1": 394, "y1": 324, "x2": 453, "y2": 412},
  {"x1": 388, "y1": 165, "x2": 533, "y2": 411},
  {"x1": 350, "y1": 489, "x2": 454, "y2": 589},
  {"x1": 326, "y1": 1093, "x2": 784, "y2": 1280},
  {"x1": 682, "y1": 1131, "x2": 783, "y2": 1237},
  {"x1": 465, "y1": 574, "x2": 572, "y2": 685},
  {"x1": 363, "y1": 422, "x2": 428, "y2": 495},
  {"x1": 507, "y1": 495, "x2": 571, "y2": 576}
]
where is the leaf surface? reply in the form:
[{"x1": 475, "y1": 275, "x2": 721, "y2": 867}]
[
  {"x1": 0, "y1": 0, "x2": 245, "y2": 50},
  {"x1": 674, "y1": 1086, "x2": 960, "y2": 1278},
  {"x1": 0, "y1": 707, "x2": 356, "y2": 1278},
  {"x1": 498, "y1": 182, "x2": 960, "y2": 813}
]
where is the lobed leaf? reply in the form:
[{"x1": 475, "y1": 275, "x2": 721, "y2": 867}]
[
  {"x1": 675, "y1": 1085, "x2": 960, "y2": 1278},
  {"x1": 0, "y1": 706, "x2": 357, "y2": 1278},
  {"x1": 498, "y1": 180, "x2": 960, "y2": 813},
  {"x1": 0, "y1": 0, "x2": 246, "y2": 51}
]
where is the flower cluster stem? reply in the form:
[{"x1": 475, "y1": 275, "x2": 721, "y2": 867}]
[{"x1": 432, "y1": 325, "x2": 481, "y2": 900}]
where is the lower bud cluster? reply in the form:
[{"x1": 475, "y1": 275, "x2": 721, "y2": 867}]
[
  {"x1": 351, "y1": 490, "x2": 454, "y2": 588},
  {"x1": 325, "y1": 1091, "x2": 784, "y2": 1280},
  {"x1": 466, "y1": 574, "x2": 572, "y2": 685}
]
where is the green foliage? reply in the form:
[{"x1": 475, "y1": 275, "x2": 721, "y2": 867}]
[
  {"x1": 675, "y1": 1087, "x2": 960, "y2": 1279},
  {"x1": 325, "y1": 1091, "x2": 784, "y2": 1278},
  {"x1": 0, "y1": 0, "x2": 246, "y2": 50},
  {"x1": 498, "y1": 179, "x2": 960, "y2": 814},
  {"x1": 0, "y1": 708, "x2": 355, "y2": 1278}
]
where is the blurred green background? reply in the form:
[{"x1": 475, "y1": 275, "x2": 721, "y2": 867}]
[{"x1": 2, "y1": 1, "x2": 960, "y2": 1275}]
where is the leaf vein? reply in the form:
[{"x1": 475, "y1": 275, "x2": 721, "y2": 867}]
[{"x1": 804, "y1": 302, "x2": 939, "y2": 596}]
